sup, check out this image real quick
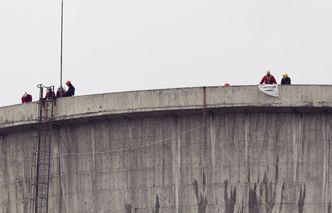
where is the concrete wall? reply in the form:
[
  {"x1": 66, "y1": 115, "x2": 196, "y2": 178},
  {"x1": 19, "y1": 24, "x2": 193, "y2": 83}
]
[{"x1": 0, "y1": 85, "x2": 331, "y2": 213}]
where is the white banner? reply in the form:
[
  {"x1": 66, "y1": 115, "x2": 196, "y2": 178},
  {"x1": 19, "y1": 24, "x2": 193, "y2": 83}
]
[{"x1": 258, "y1": 84, "x2": 278, "y2": 97}]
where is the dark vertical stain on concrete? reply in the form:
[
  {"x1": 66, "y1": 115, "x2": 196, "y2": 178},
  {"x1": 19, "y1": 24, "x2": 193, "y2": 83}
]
[
  {"x1": 249, "y1": 183, "x2": 259, "y2": 213},
  {"x1": 328, "y1": 200, "x2": 331, "y2": 213},
  {"x1": 298, "y1": 185, "x2": 306, "y2": 213},
  {"x1": 151, "y1": 195, "x2": 160, "y2": 213},
  {"x1": 193, "y1": 179, "x2": 199, "y2": 201},
  {"x1": 202, "y1": 170, "x2": 206, "y2": 186},
  {"x1": 198, "y1": 193, "x2": 208, "y2": 213},
  {"x1": 278, "y1": 179, "x2": 286, "y2": 213},
  {"x1": 249, "y1": 156, "x2": 280, "y2": 213},
  {"x1": 224, "y1": 180, "x2": 237, "y2": 213},
  {"x1": 237, "y1": 200, "x2": 244, "y2": 213},
  {"x1": 192, "y1": 172, "x2": 208, "y2": 213},
  {"x1": 262, "y1": 171, "x2": 277, "y2": 212},
  {"x1": 275, "y1": 155, "x2": 279, "y2": 181},
  {"x1": 162, "y1": 160, "x2": 165, "y2": 186},
  {"x1": 199, "y1": 171, "x2": 207, "y2": 213},
  {"x1": 14, "y1": 177, "x2": 24, "y2": 203},
  {"x1": 125, "y1": 203, "x2": 131, "y2": 213}
]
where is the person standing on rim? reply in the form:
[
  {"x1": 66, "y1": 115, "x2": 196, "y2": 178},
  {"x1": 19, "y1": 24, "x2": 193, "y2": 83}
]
[
  {"x1": 260, "y1": 70, "x2": 277, "y2": 84},
  {"x1": 65, "y1": 80, "x2": 75, "y2": 96},
  {"x1": 44, "y1": 87, "x2": 56, "y2": 100}
]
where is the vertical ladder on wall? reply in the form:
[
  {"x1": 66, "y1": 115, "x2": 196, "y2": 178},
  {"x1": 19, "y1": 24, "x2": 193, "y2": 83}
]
[{"x1": 30, "y1": 85, "x2": 55, "y2": 213}]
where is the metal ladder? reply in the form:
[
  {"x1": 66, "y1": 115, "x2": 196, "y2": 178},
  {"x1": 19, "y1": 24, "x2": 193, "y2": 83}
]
[{"x1": 30, "y1": 84, "x2": 55, "y2": 213}]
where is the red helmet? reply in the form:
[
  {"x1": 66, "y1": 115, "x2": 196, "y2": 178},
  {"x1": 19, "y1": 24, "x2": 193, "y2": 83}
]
[{"x1": 66, "y1": 80, "x2": 71, "y2": 85}]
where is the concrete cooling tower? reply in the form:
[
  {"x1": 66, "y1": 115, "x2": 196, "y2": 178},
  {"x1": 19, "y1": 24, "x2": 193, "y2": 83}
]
[{"x1": 0, "y1": 85, "x2": 331, "y2": 213}]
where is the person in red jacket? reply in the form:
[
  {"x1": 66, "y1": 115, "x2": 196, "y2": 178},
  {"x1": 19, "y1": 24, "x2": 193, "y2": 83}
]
[
  {"x1": 260, "y1": 70, "x2": 277, "y2": 84},
  {"x1": 21, "y1": 93, "x2": 32, "y2": 103}
]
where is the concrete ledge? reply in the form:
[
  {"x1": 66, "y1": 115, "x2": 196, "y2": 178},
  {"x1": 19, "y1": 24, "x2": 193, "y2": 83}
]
[{"x1": 0, "y1": 85, "x2": 331, "y2": 132}]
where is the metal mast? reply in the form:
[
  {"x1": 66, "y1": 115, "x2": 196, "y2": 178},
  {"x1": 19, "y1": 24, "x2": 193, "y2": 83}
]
[{"x1": 59, "y1": 0, "x2": 64, "y2": 96}]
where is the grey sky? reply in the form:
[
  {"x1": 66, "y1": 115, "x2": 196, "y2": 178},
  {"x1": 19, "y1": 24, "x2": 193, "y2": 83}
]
[{"x1": 1, "y1": 0, "x2": 331, "y2": 107}]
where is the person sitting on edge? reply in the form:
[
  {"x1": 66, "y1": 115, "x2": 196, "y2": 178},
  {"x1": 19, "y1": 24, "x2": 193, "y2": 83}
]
[
  {"x1": 65, "y1": 80, "x2": 75, "y2": 96},
  {"x1": 21, "y1": 92, "x2": 32, "y2": 103},
  {"x1": 56, "y1": 86, "x2": 66, "y2": 98},
  {"x1": 281, "y1": 73, "x2": 291, "y2": 85},
  {"x1": 260, "y1": 70, "x2": 277, "y2": 84}
]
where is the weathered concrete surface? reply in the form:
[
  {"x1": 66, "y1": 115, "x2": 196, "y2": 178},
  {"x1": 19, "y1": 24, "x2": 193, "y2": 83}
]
[{"x1": 0, "y1": 85, "x2": 331, "y2": 212}]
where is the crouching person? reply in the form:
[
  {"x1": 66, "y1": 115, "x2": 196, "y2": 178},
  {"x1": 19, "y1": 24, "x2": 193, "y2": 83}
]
[{"x1": 21, "y1": 92, "x2": 32, "y2": 103}]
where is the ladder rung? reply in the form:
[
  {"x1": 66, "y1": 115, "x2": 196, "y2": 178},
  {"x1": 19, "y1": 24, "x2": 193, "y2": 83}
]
[
  {"x1": 36, "y1": 171, "x2": 50, "y2": 175},
  {"x1": 34, "y1": 174, "x2": 49, "y2": 179},
  {"x1": 39, "y1": 156, "x2": 51, "y2": 160},
  {"x1": 38, "y1": 156, "x2": 51, "y2": 160},
  {"x1": 34, "y1": 177, "x2": 49, "y2": 181},
  {"x1": 37, "y1": 174, "x2": 49, "y2": 178},
  {"x1": 32, "y1": 179, "x2": 49, "y2": 185},
  {"x1": 37, "y1": 158, "x2": 51, "y2": 161},
  {"x1": 37, "y1": 193, "x2": 49, "y2": 198},
  {"x1": 39, "y1": 149, "x2": 51, "y2": 152},
  {"x1": 37, "y1": 196, "x2": 48, "y2": 200},
  {"x1": 34, "y1": 148, "x2": 50, "y2": 153},
  {"x1": 32, "y1": 162, "x2": 50, "y2": 167},
  {"x1": 37, "y1": 182, "x2": 49, "y2": 185},
  {"x1": 38, "y1": 158, "x2": 51, "y2": 161},
  {"x1": 36, "y1": 151, "x2": 51, "y2": 154},
  {"x1": 37, "y1": 167, "x2": 50, "y2": 171},
  {"x1": 32, "y1": 164, "x2": 49, "y2": 167},
  {"x1": 39, "y1": 151, "x2": 51, "y2": 154},
  {"x1": 37, "y1": 171, "x2": 50, "y2": 174},
  {"x1": 31, "y1": 164, "x2": 50, "y2": 169}
]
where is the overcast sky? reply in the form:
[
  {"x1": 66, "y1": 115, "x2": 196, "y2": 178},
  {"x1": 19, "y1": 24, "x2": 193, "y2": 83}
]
[{"x1": 1, "y1": 0, "x2": 331, "y2": 107}]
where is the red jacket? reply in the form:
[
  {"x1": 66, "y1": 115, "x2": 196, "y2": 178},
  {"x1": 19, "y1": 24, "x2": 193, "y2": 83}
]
[
  {"x1": 260, "y1": 75, "x2": 277, "y2": 84},
  {"x1": 21, "y1": 94, "x2": 32, "y2": 103}
]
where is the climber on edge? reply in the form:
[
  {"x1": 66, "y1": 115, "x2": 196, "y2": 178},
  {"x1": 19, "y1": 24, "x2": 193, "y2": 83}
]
[
  {"x1": 65, "y1": 80, "x2": 75, "y2": 97},
  {"x1": 260, "y1": 70, "x2": 277, "y2": 84}
]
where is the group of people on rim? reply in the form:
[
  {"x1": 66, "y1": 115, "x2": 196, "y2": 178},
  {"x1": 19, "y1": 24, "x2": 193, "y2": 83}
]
[
  {"x1": 260, "y1": 70, "x2": 291, "y2": 85},
  {"x1": 21, "y1": 71, "x2": 291, "y2": 104},
  {"x1": 21, "y1": 80, "x2": 75, "y2": 103}
]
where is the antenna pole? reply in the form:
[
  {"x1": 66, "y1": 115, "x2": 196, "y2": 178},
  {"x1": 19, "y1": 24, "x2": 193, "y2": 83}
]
[{"x1": 59, "y1": 0, "x2": 64, "y2": 97}]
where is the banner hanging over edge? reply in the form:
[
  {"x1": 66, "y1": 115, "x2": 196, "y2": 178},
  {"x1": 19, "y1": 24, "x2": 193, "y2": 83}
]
[{"x1": 258, "y1": 84, "x2": 279, "y2": 97}]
